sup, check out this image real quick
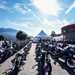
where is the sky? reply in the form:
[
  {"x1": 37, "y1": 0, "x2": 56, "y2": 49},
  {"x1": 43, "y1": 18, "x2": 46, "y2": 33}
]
[{"x1": 0, "y1": 0, "x2": 75, "y2": 36}]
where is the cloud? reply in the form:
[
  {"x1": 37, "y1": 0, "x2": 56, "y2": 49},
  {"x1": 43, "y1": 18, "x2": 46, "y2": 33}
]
[
  {"x1": 0, "y1": 2, "x2": 31, "y2": 14},
  {"x1": 40, "y1": 16, "x2": 71, "y2": 34},
  {"x1": 1, "y1": 1, "x2": 7, "y2": 4},
  {"x1": 7, "y1": 20, "x2": 33, "y2": 29},
  {"x1": 5, "y1": 17, "x2": 71, "y2": 36},
  {"x1": 0, "y1": 1, "x2": 13, "y2": 13},
  {"x1": 62, "y1": 19, "x2": 70, "y2": 25},
  {"x1": 0, "y1": 4, "x2": 7, "y2": 9},
  {"x1": 14, "y1": 3, "x2": 31, "y2": 15},
  {"x1": 65, "y1": 1, "x2": 75, "y2": 15},
  {"x1": 6, "y1": 20, "x2": 42, "y2": 36},
  {"x1": 0, "y1": 1, "x2": 8, "y2": 10},
  {"x1": 1, "y1": 1, "x2": 72, "y2": 35},
  {"x1": 32, "y1": 0, "x2": 62, "y2": 16}
]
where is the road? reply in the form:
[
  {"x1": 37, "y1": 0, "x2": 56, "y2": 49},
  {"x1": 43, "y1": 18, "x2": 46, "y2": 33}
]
[
  {"x1": 0, "y1": 43, "x2": 74, "y2": 75},
  {"x1": 18, "y1": 43, "x2": 38, "y2": 75}
]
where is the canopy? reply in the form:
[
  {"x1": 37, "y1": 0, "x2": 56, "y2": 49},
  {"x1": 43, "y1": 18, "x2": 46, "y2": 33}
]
[{"x1": 35, "y1": 30, "x2": 48, "y2": 39}]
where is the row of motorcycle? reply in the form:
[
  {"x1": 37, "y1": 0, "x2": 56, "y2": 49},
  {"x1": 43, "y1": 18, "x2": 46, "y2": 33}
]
[
  {"x1": 2, "y1": 41, "x2": 32, "y2": 75},
  {"x1": 49, "y1": 42, "x2": 75, "y2": 69},
  {"x1": 0, "y1": 41, "x2": 17, "y2": 64},
  {"x1": 35, "y1": 42, "x2": 52, "y2": 75},
  {"x1": 35, "y1": 40, "x2": 75, "y2": 72}
]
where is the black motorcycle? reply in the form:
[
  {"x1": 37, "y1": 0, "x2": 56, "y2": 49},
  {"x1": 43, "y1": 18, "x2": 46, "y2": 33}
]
[
  {"x1": 63, "y1": 46, "x2": 75, "y2": 69},
  {"x1": 51, "y1": 45, "x2": 75, "y2": 69}
]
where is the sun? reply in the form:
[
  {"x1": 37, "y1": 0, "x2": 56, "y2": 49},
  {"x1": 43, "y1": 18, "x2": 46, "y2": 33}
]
[{"x1": 32, "y1": 0, "x2": 62, "y2": 16}]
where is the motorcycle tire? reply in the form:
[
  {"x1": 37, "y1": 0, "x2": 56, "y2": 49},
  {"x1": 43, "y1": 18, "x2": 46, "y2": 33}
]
[{"x1": 66, "y1": 58, "x2": 75, "y2": 69}]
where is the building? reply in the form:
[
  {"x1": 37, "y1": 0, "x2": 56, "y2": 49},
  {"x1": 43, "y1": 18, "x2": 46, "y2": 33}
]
[{"x1": 61, "y1": 24, "x2": 75, "y2": 43}]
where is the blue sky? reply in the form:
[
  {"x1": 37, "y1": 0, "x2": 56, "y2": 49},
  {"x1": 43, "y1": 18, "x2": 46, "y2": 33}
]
[{"x1": 0, "y1": 0, "x2": 75, "y2": 36}]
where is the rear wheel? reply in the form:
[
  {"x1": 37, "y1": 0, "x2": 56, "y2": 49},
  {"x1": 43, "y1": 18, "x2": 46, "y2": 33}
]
[{"x1": 66, "y1": 58, "x2": 75, "y2": 69}]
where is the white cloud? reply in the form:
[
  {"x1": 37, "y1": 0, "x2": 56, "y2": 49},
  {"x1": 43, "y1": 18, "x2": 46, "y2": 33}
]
[
  {"x1": 1, "y1": 1, "x2": 7, "y2": 4},
  {"x1": 0, "y1": 4, "x2": 6, "y2": 9},
  {"x1": 62, "y1": 19, "x2": 70, "y2": 25},
  {"x1": 13, "y1": 3, "x2": 32, "y2": 15},
  {"x1": 6, "y1": 20, "x2": 42, "y2": 36},
  {"x1": 6, "y1": 18, "x2": 71, "y2": 36},
  {"x1": 14, "y1": 3, "x2": 28, "y2": 15},
  {"x1": 0, "y1": 1, "x2": 13, "y2": 12},
  {"x1": 65, "y1": 1, "x2": 75, "y2": 15},
  {"x1": 0, "y1": 2, "x2": 30, "y2": 14},
  {"x1": 32, "y1": 0, "x2": 62, "y2": 16},
  {"x1": 43, "y1": 20, "x2": 62, "y2": 34},
  {"x1": 40, "y1": 16, "x2": 71, "y2": 34},
  {"x1": 0, "y1": 2, "x2": 8, "y2": 10},
  {"x1": 7, "y1": 20, "x2": 33, "y2": 29}
]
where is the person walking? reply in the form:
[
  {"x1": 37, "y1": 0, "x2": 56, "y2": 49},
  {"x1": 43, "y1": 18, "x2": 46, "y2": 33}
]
[{"x1": 44, "y1": 59, "x2": 52, "y2": 75}]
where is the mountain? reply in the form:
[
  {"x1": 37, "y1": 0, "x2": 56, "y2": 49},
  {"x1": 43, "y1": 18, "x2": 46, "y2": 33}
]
[
  {"x1": 0, "y1": 28, "x2": 18, "y2": 41},
  {"x1": 0, "y1": 28, "x2": 17, "y2": 32}
]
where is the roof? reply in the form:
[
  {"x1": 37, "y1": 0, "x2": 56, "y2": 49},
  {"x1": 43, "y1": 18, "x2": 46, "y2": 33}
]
[
  {"x1": 35, "y1": 30, "x2": 48, "y2": 38},
  {"x1": 62, "y1": 24, "x2": 75, "y2": 30}
]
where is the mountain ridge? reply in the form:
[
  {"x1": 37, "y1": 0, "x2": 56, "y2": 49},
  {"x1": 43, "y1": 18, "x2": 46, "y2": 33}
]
[{"x1": 0, "y1": 28, "x2": 18, "y2": 41}]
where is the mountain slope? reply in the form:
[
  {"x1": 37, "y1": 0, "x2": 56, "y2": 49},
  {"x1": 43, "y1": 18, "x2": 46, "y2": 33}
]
[{"x1": 0, "y1": 28, "x2": 18, "y2": 41}]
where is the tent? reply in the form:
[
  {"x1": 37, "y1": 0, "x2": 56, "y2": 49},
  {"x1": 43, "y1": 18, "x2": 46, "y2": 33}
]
[
  {"x1": 36, "y1": 30, "x2": 48, "y2": 39},
  {"x1": 33, "y1": 30, "x2": 48, "y2": 42}
]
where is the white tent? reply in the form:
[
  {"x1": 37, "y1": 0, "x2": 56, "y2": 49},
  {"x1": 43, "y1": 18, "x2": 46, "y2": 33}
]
[
  {"x1": 35, "y1": 30, "x2": 48, "y2": 39},
  {"x1": 33, "y1": 30, "x2": 48, "y2": 42}
]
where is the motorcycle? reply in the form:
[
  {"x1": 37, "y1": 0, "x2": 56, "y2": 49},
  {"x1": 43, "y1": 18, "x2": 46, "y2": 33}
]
[
  {"x1": 64, "y1": 46, "x2": 75, "y2": 69},
  {"x1": 50, "y1": 43, "x2": 75, "y2": 69}
]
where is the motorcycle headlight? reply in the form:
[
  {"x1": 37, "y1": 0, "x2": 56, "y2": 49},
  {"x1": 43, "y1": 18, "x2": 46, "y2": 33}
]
[{"x1": 73, "y1": 55, "x2": 75, "y2": 58}]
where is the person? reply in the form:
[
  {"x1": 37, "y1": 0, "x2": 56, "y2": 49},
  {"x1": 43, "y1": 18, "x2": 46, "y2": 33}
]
[
  {"x1": 44, "y1": 59, "x2": 52, "y2": 75},
  {"x1": 39, "y1": 52, "x2": 45, "y2": 75}
]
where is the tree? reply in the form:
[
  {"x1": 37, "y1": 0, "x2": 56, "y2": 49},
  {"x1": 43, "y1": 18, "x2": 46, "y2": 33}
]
[
  {"x1": 51, "y1": 31, "x2": 56, "y2": 37},
  {"x1": 0, "y1": 35, "x2": 4, "y2": 41},
  {"x1": 16, "y1": 31, "x2": 27, "y2": 40}
]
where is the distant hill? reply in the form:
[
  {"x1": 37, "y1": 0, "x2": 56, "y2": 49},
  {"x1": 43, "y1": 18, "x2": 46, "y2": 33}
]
[{"x1": 0, "y1": 28, "x2": 18, "y2": 41}]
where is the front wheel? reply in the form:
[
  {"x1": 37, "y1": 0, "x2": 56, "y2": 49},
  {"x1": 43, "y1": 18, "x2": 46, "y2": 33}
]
[{"x1": 66, "y1": 58, "x2": 75, "y2": 69}]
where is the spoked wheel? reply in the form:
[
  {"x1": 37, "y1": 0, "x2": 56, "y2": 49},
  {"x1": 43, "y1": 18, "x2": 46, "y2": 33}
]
[{"x1": 66, "y1": 58, "x2": 75, "y2": 69}]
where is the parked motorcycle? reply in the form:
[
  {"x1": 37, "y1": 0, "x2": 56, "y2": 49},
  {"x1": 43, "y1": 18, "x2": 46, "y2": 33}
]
[
  {"x1": 49, "y1": 44, "x2": 75, "y2": 69},
  {"x1": 64, "y1": 46, "x2": 75, "y2": 69}
]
